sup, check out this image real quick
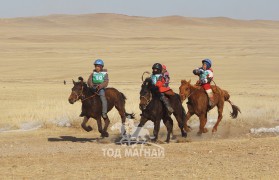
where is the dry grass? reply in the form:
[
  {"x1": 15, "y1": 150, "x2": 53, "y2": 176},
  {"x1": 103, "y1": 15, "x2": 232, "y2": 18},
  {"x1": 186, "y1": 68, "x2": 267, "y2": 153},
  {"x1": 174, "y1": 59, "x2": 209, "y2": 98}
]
[{"x1": 0, "y1": 14, "x2": 279, "y2": 133}]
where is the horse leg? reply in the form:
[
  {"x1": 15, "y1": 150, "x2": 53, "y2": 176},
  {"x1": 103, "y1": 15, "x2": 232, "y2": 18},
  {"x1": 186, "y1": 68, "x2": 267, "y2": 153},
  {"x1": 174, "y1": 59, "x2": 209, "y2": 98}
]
[
  {"x1": 173, "y1": 112, "x2": 187, "y2": 138},
  {"x1": 212, "y1": 103, "x2": 224, "y2": 133},
  {"x1": 132, "y1": 116, "x2": 148, "y2": 140},
  {"x1": 152, "y1": 119, "x2": 161, "y2": 142},
  {"x1": 197, "y1": 113, "x2": 208, "y2": 135},
  {"x1": 115, "y1": 104, "x2": 126, "y2": 124},
  {"x1": 81, "y1": 117, "x2": 93, "y2": 132},
  {"x1": 184, "y1": 111, "x2": 194, "y2": 132},
  {"x1": 102, "y1": 117, "x2": 110, "y2": 137},
  {"x1": 162, "y1": 116, "x2": 173, "y2": 143},
  {"x1": 95, "y1": 116, "x2": 104, "y2": 137}
]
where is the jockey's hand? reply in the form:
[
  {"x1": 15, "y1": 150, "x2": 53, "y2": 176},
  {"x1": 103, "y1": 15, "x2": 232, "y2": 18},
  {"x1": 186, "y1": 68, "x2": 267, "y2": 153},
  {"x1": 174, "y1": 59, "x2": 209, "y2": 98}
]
[
  {"x1": 200, "y1": 79, "x2": 207, "y2": 84},
  {"x1": 199, "y1": 69, "x2": 205, "y2": 74},
  {"x1": 193, "y1": 69, "x2": 200, "y2": 75},
  {"x1": 196, "y1": 80, "x2": 201, "y2": 85},
  {"x1": 91, "y1": 85, "x2": 99, "y2": 93}
]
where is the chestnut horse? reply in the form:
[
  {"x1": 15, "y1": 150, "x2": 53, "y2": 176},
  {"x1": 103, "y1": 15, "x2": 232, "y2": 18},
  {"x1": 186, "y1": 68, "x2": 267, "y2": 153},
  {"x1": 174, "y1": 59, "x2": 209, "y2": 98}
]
[
  {"x1": 68, "y1": 77, "x2": 134, "y2": 137},
  {"x1": 179, "y1": 80, "x2": 240, "y2": 135}
]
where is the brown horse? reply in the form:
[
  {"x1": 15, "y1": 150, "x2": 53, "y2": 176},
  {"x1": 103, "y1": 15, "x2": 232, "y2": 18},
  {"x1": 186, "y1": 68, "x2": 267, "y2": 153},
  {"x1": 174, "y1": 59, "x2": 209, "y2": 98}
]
[
  {"x1": 179, "y1": 80, "x2": 240, "y2": 135},
  {"x1": 68, "y1": 77, "x2": 134, "y2": 137}
]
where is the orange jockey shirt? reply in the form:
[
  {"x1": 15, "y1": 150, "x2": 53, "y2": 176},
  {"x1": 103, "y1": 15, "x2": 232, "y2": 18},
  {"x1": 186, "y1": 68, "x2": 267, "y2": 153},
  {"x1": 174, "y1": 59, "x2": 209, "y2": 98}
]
[{"x1": 156, "y1": 76, "x2": 170, "y2": 93}]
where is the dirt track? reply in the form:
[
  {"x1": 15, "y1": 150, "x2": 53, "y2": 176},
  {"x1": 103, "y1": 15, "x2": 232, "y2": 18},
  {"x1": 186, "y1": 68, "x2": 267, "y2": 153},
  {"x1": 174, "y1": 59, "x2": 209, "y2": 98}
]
[{"x1": 0, "y1": 128, "x2": 278, "y2": 179}]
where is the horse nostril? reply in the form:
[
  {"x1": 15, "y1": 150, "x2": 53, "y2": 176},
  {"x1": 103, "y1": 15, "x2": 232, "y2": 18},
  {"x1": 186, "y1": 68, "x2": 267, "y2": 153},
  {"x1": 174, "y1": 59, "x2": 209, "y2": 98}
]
[
  {"x1": 68, "y1": 99, "x2": 74, "y2": 104},
  {"x1": 139, "y1": 104, "x2": 145, "y2": 110}
]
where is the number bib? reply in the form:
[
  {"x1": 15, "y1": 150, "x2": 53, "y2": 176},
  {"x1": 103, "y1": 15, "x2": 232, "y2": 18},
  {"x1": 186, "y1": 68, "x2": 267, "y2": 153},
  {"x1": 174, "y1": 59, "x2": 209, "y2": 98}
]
[{"x1": 92, "y1": 72, "x2": 106, "y2": 84}]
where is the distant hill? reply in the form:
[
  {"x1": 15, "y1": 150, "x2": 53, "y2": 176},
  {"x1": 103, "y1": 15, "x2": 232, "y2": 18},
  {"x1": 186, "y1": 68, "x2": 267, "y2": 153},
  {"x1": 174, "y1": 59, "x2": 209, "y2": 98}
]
[{"x1": 1, "y1": 13, "x2": 279, "y2": 29}]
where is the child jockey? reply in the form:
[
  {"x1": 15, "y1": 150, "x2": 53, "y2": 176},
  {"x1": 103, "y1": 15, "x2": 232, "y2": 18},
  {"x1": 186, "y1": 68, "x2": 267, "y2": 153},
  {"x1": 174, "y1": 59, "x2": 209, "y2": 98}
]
[
  {"x1": 162, "y1": 64, "x2": 170, "y2": 88},
  {"x1": 87, "y1": 59, "x2": 109, "y2": 119},
  {"x1": 151, "y1": 63, "x2": 174, "y2": 115},
  {"x1": 193, "y1": 59, "x2": 214, "y2": 107}
]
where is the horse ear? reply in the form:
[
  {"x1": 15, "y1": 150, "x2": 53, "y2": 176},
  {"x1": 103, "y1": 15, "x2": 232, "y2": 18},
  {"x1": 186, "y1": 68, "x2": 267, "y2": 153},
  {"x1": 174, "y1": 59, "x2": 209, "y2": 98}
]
[
  {"x1": 181, "y1": 80, "x2": 187, "y2": 85},
  {"x1": 78, "y1": 76, "x2": 84, "y2": 83},
  {"x1": 72, "y1": 79, "x2": 76, "y2": 84},
  {"x1": 188, "y1": 79, "x2": 191, "y2": 84}
]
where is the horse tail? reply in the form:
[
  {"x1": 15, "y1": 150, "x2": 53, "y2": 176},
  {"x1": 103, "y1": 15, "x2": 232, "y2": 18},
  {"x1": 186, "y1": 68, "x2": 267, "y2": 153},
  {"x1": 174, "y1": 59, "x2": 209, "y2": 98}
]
[
  {"x1": 125, "y1": 112, "x2": 135, "y2": 119},
  {"x1": 224, "y1": 90, "x2": 241, "y2": 119},
  {"x1": 223, "y1": 90, "x2": 230, "y2": 101},
  {"x1": 120, "y1": 92, "x2": 135, "y2": 119}
]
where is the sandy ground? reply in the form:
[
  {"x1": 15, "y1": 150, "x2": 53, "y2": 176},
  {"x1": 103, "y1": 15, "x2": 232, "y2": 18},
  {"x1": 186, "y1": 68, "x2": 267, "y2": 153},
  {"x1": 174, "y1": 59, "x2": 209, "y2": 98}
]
[
  {"x1": 0, "y1": 128, "x2": 279, "y2": 179},
  {"x1": 1, "y1": 14, "x2": 279, "y2": 179}
]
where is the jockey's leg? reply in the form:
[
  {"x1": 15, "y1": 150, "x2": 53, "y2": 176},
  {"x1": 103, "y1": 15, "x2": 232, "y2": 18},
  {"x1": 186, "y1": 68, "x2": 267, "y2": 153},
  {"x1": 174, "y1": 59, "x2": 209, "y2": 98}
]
[
  {"x1": 99, "y1": 89, "x2": 108, "y2": 119},
  {"x1": 206, "y1": 89, "x2": 215, "y2": 107},
  {"x1": 160, "y1": 93, "x2": 174, "y2": 115}
]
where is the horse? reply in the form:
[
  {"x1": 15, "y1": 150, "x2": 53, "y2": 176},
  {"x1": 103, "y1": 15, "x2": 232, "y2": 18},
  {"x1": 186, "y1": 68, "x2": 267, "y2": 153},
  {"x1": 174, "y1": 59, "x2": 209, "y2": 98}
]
[
  {"x1": 137, "y1": 77, "x2": 187, "y2": 143},
  {"x1": 68, "y1": 77, "x2": 135, "y2": 137},
  {"x1": 179, "y1": 79, "x2": 241, "y2": 135}
]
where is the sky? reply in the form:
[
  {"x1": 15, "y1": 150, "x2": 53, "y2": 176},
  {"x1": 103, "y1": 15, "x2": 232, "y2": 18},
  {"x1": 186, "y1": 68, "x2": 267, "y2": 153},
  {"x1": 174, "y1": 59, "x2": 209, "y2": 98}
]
[{"x1": 0, "y1": 0, "x2": 279, "y2": 20}]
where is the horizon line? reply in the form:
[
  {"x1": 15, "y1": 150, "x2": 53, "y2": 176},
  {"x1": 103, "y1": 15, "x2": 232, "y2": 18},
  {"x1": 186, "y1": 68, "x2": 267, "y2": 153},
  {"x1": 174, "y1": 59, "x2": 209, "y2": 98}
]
[{"x1": 1, "y1": 13, "x2": 279, "y2": 22}]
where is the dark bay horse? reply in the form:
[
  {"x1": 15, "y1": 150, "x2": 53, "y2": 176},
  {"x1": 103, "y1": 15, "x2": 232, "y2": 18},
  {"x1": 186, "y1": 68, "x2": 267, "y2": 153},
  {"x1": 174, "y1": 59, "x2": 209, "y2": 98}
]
[
  {"x1": 179, "y1": 79, "x2": 241, "y2": 135},
  {"x1": 68, "y1": 77, "x2": 134, "y2": 137},
  {"x1": 137, "y1": 77, "x2": 187, "y2": 143}
]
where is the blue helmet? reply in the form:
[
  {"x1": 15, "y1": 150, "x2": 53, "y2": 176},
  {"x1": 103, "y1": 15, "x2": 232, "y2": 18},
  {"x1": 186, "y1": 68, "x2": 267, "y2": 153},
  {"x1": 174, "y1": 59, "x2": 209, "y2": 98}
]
[
  {"x1": 94, "y1": 59, "x2": 104, "y2": 67},
  {"x1": 202, "y1": 59, "x2": 212, "y2": 69}
]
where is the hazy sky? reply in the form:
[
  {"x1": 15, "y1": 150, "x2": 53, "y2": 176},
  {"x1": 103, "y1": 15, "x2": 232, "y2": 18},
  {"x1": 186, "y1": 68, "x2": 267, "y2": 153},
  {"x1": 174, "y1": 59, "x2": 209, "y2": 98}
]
[{"x1": 0, "y1": 0, "x2": 279, "y2": 20}]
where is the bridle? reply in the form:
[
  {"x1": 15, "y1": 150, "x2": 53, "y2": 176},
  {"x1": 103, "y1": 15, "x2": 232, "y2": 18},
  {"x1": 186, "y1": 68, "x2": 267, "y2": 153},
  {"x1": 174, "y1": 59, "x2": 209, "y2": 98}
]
[
  {"x1": 140, "y1": 94, "x2": 151, "y2": 107},
  {"x1": 140, "y1": 85, "x2": 153, "y2": 109},
  {"x1": 180, "y1": 85, "x2": 198, "y2": 101},
  {"x1": 72, "y1": 85, "x2": 99, "y2": 102},
  {"x1": 72, "y1": 85, "x2": 84, "y2": 101}
]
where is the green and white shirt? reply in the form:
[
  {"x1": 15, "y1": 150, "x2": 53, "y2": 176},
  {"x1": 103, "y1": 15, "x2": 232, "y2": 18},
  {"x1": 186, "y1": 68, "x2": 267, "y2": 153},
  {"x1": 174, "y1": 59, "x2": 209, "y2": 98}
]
[
  {"x1": 92, "y1": 71, "x2": 107, "y2": 84},
  {"x1": 87, "y1": 69, "x2": 109, "y2": 89}
]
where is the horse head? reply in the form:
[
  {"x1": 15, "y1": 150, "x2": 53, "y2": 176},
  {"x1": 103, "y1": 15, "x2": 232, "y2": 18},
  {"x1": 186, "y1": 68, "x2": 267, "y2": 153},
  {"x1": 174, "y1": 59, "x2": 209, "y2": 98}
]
[
  {"x1": 139, "y1": 77, "x2": 153, "y2": 110},
  {"x1": 68, "y1": 77, "x2": 87, "y2": 104},
  {"x1": 179, "y1": 79, "x2": 191, "y2": 102}
]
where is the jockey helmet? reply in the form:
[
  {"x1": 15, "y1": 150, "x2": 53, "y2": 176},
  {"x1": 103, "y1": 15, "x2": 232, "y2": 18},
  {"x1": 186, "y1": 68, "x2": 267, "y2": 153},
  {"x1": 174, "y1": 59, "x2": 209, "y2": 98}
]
[
  {"x1": 152, "y1": 63, "x2": 162, "y2": 74},
  {"x1": 94, "y1": 59, "x2": 104, "y2": 67},
  {"x1": 202, "y1": 59, "x2": 212, "y2": 69}
]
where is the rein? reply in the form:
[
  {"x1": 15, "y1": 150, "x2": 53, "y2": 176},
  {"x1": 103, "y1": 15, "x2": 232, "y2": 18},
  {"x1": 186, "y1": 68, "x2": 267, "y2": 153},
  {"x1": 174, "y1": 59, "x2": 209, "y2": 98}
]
[
  {"x1": 187, "y1": 88, "x2": 198, "y2": 99},
  {"x1": 73, "y1": 85, "x2": 99, "y2": 102},
  {"x1": 81, "y1": 92, "x2": 99, "y2": 102},
  {"x1": 181, "y1": 85, "x2": 198, "y2": 100}
]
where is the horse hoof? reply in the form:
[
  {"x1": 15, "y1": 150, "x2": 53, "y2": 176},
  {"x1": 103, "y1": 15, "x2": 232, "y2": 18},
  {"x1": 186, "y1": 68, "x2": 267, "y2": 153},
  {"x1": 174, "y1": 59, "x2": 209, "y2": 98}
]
[
  {"x1": 101, "y1": 132, "x2": 109, "y2": 137},
  {"x1": 203, "y1": 128, "x2": 208, "y2": 133},
  {"x1": 84, "y1": 126, "x2": 93, "y2": 132},
  {"x1": 182, "y1": 133, "x2": 187, "y2": 138},
  {"x1": 212, "y1": 128, "x2": 217, "y2": 133}
]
